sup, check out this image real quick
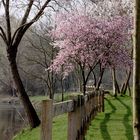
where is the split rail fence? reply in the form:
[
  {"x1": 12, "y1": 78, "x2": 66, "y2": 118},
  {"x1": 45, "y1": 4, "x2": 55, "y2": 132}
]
[{"x1": 41, "y1": 90, "x2": 104, "y2": 140}]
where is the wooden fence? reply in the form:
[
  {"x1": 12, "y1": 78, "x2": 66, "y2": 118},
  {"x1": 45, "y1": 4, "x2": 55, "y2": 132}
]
[{"x1": 41, "y1": 90, "x2": 104, "y2": 140}]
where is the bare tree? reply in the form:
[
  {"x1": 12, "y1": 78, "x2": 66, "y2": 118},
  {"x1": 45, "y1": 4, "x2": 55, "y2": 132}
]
[
  {"x1": 0, "y1": 0, "x2": 52, "y2": 128},
  {"x1": 23, "y1": 27, "x2": 57, "y2": 99}
]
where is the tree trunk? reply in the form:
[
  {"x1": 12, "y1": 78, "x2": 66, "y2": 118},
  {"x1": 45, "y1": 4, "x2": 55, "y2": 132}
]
[
  {"x1": 121, "y1": 83, "x2": 125, "y2": 94},
  {"x1": 133, "y1": 0, "x2": 140, "y2": 139},
  {"x1": 7, "y1": 51, "x2": 40, "y2": 128},
  {"x1": 128, "y1": 83, "x2": 131, "y2": 97},
  {"x1": 48, "y1": 75, "x2": 54, "y2": 100},
  {"x1": 82, "y1": 82, "x2": 86, "y2": 95},
  {"x1": 111, "y1": 68, "x2": 120, "y2": 97},
  {"x1": 96, "y1": 68, "x2": 105, "y2": 90},
  {"x1": 78, "y1": 79, "x2": 83, "y2": 92},
  {"x1": 60, "y1": 76, "x2": 64, "y2": 101},
  {"x1": 121, "y1": 70, "x2": 131, "y2": 95},
  {"x1": 50, "y1": 47, "x2": 55, "y2": 99},
  {"x1": 81, "y1": 69, "x2": 86, "y2": 95},
  {"x1": 91, "y1": 70, "x2": 96, "y2": 87}
]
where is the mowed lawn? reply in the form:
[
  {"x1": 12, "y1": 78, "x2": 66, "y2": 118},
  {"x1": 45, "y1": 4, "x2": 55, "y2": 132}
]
[
  {"x1": 13, "y1": 95, "x2": 133, "y2": 140},
  {"x1": 85, "y1": 95, "x2": 133, "y2": 140}
]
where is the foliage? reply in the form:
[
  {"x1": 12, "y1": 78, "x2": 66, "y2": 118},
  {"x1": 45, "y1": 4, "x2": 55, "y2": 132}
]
[{"x1": 50, "y1": 12, "x2": 132, "y2": 74}]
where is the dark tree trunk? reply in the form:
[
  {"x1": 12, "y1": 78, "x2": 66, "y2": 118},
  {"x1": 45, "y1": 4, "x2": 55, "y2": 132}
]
[
  {"x1": 128, "y1": 83, "x2": 131, "y2": 96},
  {"x1": 49, "y1": 89, "x2": 54, "y2": 100},
  {"x1": 121, "y1": 70, "x2": 131, "y2": 95},
  {"x1": 111, "y1": 68, "x2": 120, "y2": 97},
  {"x1": 96, "y1": 68, "x2": 105, "y2": 90},
  {"x1": 121, "y1": 83, "x2": 125, "y2": 94},
  {"x1": 115, "y1": 80, "x2": 120, "y2": 94},
  {"x1": 60, "y1": 76, "x2": 64, "y2": 101},
  {"x1": 7, "y1": 48, "x2": 40, "y2": 128},
  {"x1": 81, "y1": 69, "x2": 86, "y2": 95},
  {"x1": 82, "y1": 82, "x2": 86, "y2": 96},
  {"x1": 48, "y1": 78, "x2": 54, "y2": 100},
  {"x1": 91, "y1": 70, "x2": 97, "y2": 87}
]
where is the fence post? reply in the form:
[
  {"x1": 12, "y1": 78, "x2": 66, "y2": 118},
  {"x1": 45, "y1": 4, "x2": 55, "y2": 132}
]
[
  {"x1": 41, "y1": 99, "x2": 53, "y2": 140},
  {"x1": 68, "y1": 95, "x2": 84, "y2": 140}
]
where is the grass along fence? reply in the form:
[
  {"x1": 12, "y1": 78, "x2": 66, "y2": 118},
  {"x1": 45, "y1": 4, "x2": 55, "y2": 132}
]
[{"x1": 41, "y1": 90, "x2": 104, "y2": 140}]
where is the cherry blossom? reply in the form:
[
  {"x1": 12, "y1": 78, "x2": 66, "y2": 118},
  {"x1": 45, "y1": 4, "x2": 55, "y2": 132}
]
[{"x1": 48, "y1": 12, "x2": 132, "y2": 94}]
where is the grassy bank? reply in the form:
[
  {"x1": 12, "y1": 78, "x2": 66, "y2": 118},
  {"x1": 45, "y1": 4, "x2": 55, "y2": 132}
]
[
  {"x1": 13, "y1": 114, "x2": 68, "y2": 140},
  {"x1": 13, "y1": 95, "x2": 133, "y2": 140},
  {"x1": 86, "y1": 95, "x2": 132, "y2": 140}
]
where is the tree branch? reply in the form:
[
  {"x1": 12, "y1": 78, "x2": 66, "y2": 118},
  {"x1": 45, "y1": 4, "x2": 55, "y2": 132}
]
[
  {"x1": 5, "y1": 0, "x2": 11, "y2": 43},
  {"x1": 85, "y1": 60, "x2": 99, "y2": 83},
  {"x1": 0, "y1": 26, "x2": 8, "y2": 45},
  {"x1": 19, "y1": 66, "x2": 51, "y2": 91},
  {"x1": 12, "y1": 0, "x2": 51, "y2": 48},
  {"x1": 32, "y1": 0, "x2": 51, "y2": 22},
  {"x1": 20, "y1": 0, "x2": 34, "y2": 25},
  {"x1": 24, "y1": 55, "x2": 48, "y2": 68},
  {"x1": 2, "y1": 0, "x2": 5, "y2": 7}
]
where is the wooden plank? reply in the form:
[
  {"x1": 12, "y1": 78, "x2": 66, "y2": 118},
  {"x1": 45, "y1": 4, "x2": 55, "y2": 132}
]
[
  {"x1": 41, "y1": 100, "x2": 53, "y2": 140},
  {"x1": 68, "y1": 107, "x2": 80, "y2": 140},
  {"x1": 68, "y1": 95, "x2": 85, "y2": 140},
  {"x1": 53, "y1": 100, "x2": 74, "y2": 117}
]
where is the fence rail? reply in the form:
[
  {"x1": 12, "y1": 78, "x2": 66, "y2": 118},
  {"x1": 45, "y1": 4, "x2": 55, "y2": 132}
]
[{"x1": 41, "y1": 90, "x2": 104, "y2": 140}]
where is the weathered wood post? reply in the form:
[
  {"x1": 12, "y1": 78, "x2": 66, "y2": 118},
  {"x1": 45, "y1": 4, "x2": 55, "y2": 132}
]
[
  {"x1": 68, "y1": 95, "x2": 84, "y2": 140},
  {"x1": 41, "y1": 99, "x2": 53, "y2": 140}
]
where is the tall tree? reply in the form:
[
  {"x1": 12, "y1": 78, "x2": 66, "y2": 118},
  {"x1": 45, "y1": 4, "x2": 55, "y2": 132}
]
[
  {"x1": 0, "y1": 0, "x2": 52, "y2": 128},
  {"x1": 133, "y1": 0, "x2": 140, "y2": 139}
]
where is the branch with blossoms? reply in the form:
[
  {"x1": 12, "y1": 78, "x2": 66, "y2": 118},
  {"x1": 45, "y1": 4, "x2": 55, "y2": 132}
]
[{"x1": 48, "y1": 11, "x2": 132, "y2": 95}]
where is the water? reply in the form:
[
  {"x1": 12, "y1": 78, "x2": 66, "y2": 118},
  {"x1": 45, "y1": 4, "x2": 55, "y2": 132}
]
[{"x1": 0, "y1": 103, "x2": 26, "y2": 140}]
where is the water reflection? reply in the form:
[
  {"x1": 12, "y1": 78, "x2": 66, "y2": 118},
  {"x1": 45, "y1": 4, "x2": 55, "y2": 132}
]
[{"x1": 0, "y1": 103, "x2": 26, "y2": 140}]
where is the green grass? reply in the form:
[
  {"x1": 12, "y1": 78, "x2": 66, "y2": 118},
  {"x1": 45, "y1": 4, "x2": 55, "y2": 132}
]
[
  {"x1": 12, "y1": 127, "x2": 40, "y2": 140},
  {"x1": 52, "y1": 114, "x2": 67, "y2": 140},
  {"x1": 13, "y1": 95, "x2": 133, "y2": 140},
  {"x1": 85, "y1": 95, "x2": 133, "y2": 140},
  {"x1": 30, "y1": 96, "x2": 48, "y2": 102},
  {"x1": 13, "y1": 114, "x2": 67, "y2": 140}
]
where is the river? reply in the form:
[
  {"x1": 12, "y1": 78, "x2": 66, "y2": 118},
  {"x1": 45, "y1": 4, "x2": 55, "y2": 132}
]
[{"x1": 0, "y1": 103, "x2": 26, "y2": 140}]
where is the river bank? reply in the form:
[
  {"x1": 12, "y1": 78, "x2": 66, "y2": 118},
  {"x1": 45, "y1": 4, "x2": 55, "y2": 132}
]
[{"x1": 0, "y1": 97, "x2": 25, "y2": 140}]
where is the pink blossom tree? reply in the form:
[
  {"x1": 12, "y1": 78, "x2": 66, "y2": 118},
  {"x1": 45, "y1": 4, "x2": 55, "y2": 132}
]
[{"x1": 49, "y1": 12, "x2": 132, "y2": 95}]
